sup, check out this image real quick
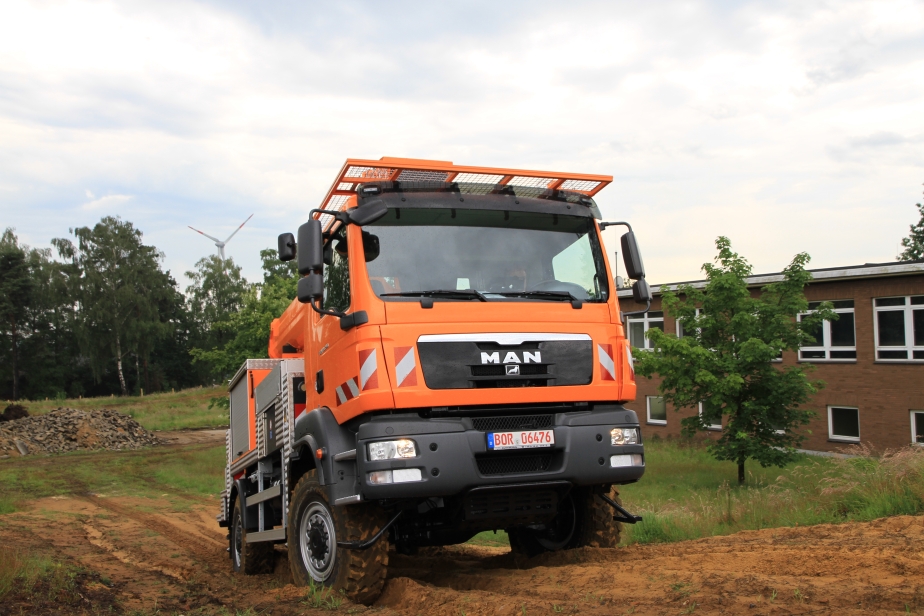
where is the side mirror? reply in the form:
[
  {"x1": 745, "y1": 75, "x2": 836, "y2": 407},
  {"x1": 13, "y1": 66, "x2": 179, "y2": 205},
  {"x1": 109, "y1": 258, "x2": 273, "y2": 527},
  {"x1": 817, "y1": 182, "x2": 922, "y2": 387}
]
[
  {"x1": 632, "y1": 278, "x2": 652, "y2": 303},
  {"x1": 297, "y1": 273, "x2": 324, "y2": 304},
  {"x1": 620, "y1": 231, "x2": 646, "y2": 280},
  {"x1": 362, "y1": 231, "x2": 380, "y2": 262},
  {"x1": 348, "y1": 198, "x2": 388, "y2": 226},
  {"x1": 277, "y1": 233, "x2": 296, "y2": 262},
  {"x1": 297, "y1": 220, "x2": 323, "y2": 276}
]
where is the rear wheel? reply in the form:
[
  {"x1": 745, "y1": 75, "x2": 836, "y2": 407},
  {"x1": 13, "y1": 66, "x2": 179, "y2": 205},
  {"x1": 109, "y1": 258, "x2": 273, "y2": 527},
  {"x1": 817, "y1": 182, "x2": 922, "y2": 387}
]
[
  {"x1": 230, "y1": 496, "x2": 275, "y2": 574},
  {"x1": 287, "y1": 471, "x2": 389, "y2": 605},
  {"x1": 508, "y1": 486, "x2": 622, "y2": 558}
]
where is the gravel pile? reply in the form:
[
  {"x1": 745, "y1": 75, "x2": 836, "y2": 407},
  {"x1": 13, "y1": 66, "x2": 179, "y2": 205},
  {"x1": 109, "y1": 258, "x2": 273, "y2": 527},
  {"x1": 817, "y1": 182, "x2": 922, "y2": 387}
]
[{"x1": 0, "y1": 408, "x2": 162, "y2": 457}]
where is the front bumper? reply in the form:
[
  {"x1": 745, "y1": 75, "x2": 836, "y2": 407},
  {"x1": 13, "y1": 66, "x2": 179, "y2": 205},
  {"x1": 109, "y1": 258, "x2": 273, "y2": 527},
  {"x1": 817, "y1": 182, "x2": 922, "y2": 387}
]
[{"x1": 356, "y1": 404, "x2": 644, "y2": 501}]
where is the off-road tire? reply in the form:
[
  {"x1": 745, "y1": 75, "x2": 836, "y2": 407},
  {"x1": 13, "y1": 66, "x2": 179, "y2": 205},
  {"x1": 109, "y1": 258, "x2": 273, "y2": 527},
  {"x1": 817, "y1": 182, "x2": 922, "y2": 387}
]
[
  {"x1": 287, "y1": 470, "x2": 389, "y2": 605},
  {"x1": 508, "y1": 485, "x2": 622, "y2": 558},
  {"x1": 230, "y1": 496, "x2": 275, "y2": 574}
]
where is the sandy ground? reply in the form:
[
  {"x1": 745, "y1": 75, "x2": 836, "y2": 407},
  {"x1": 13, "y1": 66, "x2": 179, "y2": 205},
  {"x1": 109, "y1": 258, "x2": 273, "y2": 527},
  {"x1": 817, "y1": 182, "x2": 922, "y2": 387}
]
[{"x1": 3, "y1": 432, "x2": 923, "y2": 615}]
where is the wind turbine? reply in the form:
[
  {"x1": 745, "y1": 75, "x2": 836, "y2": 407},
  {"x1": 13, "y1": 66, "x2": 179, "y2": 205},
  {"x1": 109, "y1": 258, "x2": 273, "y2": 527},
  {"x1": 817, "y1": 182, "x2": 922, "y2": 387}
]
[{"x1": 188, "y1": 214, "x2": 254, "y2": 260}]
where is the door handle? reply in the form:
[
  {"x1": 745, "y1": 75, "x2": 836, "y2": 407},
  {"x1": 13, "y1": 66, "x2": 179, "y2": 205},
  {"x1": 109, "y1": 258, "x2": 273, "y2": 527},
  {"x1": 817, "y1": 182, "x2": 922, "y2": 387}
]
[{"x1": 315, "y1": 370, "x2": 324, "y2": 394}]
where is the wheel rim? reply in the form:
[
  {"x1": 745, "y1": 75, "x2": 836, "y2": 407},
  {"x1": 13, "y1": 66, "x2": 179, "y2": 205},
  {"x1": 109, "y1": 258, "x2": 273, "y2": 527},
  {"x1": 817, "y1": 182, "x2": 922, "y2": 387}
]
[
  {"x1": 299, "y1": 502, "x2": 336, "y2": 581},
  {"x1": 232, "y1": 510, "x2": 243, "y2": 568},
  {"x1": 536, "y1": 494, "x2": 577, "y2": 551}
]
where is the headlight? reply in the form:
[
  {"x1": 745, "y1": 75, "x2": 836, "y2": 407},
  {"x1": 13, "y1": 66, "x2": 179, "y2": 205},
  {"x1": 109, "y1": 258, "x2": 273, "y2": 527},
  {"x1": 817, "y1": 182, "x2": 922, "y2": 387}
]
[
  {"x1": 367, "y1": 439, "x2": 417, "y2": 461},
  {"x1": 610, "y1": 428, "x2": 639, "y2": 446}
]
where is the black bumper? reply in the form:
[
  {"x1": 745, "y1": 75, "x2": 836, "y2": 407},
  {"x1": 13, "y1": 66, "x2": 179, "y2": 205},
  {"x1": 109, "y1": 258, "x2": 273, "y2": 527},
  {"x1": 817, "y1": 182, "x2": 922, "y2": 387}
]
[{"x1": 356, "y1": 405, "x2": 644, "y2": 501}]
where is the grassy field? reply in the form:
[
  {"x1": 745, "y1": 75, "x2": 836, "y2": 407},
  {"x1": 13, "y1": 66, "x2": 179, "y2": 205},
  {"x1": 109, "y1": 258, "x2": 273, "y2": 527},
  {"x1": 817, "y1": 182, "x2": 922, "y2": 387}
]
[{"x1": 6, "y1": 385, "x2": 228, "y2": 431}]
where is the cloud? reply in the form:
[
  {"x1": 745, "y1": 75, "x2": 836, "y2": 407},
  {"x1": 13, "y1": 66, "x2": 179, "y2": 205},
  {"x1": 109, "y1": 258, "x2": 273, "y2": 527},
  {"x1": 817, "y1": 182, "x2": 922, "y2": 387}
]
[
  {"x1": 82, "y1": 194, "x2": 133, "y2": 211},
  {"x1": 1, "y1": 0, "x2": 924, "y2": 284}
]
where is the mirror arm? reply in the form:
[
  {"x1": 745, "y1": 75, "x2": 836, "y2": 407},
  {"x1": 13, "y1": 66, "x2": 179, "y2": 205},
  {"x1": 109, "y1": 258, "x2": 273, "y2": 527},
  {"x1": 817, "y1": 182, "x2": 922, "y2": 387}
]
[
  {"x1": 599, "y1": 221, "x2": 632, "y2": 232},
  {"x1": 308, "y1": 299, "x2": 368, "y2": 331},
  {"x1": 309, "y1": 298, "x2": 345, "y2": 319},
  {"x1": 621, "y1": 299, "x2": 651, "y2": 319}
]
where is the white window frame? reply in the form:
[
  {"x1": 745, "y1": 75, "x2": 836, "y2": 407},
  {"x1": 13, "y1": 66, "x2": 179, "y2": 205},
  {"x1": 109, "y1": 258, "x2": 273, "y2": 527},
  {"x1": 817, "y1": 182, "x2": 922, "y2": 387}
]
[
  {"x1": 798, "y1": 300, "x2": 857, "y2": 362},
  {"x1": 628, "y1": 311, "x2": 664, "y2": 351},
  {"x1": 911, "y1": 411, "x2": 924, "y2": 446},
  {"x1": 873, "y1": 296, "x2": 924, "y2": 362},
  {"x1": 697, "y1": 401, "x2": 721, "y2": 431},
  {"x1": 675, "y1": 308, "x2": 702, "y2": 338},
  {"x1": 646, "y1": 396, "x2": 667, "y2": 425},
  {"x1": 827, "y1": 405, "x2": 860, "y2": 443}
]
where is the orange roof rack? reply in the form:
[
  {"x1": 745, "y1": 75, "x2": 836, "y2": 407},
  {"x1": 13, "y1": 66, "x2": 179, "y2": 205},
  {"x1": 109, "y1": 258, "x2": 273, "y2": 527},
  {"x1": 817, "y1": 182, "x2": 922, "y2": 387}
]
[{"x1": 313, "y1": 157, "x2": 612, "y2": 227}]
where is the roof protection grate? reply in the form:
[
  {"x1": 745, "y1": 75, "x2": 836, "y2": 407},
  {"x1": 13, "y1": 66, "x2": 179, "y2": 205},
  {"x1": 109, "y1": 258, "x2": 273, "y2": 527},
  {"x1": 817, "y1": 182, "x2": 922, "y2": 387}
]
[{"x1": 314, "y1": 157, "x2": 612, "y2": 230}]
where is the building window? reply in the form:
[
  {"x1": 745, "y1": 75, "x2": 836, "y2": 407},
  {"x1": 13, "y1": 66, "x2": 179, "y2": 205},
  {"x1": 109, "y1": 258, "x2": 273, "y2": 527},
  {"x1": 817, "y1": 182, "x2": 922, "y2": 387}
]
[
  {"x1": 628, "y1": 311, "x2": 664, "y2": 350},
  {"x1": 647, "y1": 396, "x2": 667, "y2": 425},
  {"x1": 698, "y1": 401, "x2": 721, "y2": 431},
  {"x1": 874, "y1": 296, "x2": 924, "y2": 361},
  {"x1": 828, "y1": 406, "x2": 860, "y2": 442},
  {"x1": 912, "y1": 411, "x2": 924, "y2": 445},
  {"x1": 798, "y1": 300, "x2": 856, "y2": 361},
  {"x1": 676, "y1": 308, "x2": 702, "y2": 338}
]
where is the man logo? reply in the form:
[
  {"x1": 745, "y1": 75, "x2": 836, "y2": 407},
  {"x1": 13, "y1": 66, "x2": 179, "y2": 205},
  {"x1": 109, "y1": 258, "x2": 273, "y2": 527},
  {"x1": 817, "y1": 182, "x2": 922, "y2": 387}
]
[
  {"x1": 506, "y1": 365, "x2": 520, "y2": 375},
  {"x1": 480, "y1": 351, "x2": 541, "y2": 364}
]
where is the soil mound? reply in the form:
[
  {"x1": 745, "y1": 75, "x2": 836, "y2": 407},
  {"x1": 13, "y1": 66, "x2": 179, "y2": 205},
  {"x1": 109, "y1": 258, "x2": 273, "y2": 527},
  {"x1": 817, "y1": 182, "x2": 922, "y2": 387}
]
[{"x1": 0, "y1": 408, "x2": 161, "y2": 457}]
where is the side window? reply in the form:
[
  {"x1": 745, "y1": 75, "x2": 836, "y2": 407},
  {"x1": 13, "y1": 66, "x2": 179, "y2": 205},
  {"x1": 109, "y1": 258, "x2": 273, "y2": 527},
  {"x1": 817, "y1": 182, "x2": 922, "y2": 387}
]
[
  {"x1": 798, "y1": 300, "x2": 856, "y2": 361},
  {"x1": 912, "y1": 411, "x2": 924, "y2": 445},
  {"x1": 323, "y1": 228, "x2": 351, "y2": 314},
  {"x1": 698, "y1": 401, "x2": 722, "y2": 431},
  {"x1": 628, "y1": 311, "x2": 664, "y2": 350}
]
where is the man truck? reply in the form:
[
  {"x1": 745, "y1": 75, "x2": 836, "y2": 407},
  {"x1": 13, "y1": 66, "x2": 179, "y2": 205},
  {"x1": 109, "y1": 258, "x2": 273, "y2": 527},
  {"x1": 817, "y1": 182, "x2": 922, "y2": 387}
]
[{"x1": 217, "y1": 157, "x2": 652, "y2": 603}]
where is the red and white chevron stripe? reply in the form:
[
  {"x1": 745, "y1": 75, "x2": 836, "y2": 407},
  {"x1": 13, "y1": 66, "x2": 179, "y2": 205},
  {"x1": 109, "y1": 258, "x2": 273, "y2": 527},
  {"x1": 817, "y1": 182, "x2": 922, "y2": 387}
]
[
  {"x1": 394, "y1": 346, "x2": 417, "y2": 387},
  {"x1": 598, "y1": 343, "x2": 616, "y2": 381},
  {"x1": 359, "y1": 348, "x2": 379, "y2": 391},
  {"x1": 335, "y1": 377, "x2": 359, "y2": 405}
]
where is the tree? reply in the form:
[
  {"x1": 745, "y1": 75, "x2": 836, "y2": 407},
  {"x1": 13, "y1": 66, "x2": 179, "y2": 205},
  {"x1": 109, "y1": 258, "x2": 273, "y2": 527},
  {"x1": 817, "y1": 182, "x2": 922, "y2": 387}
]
[
  {"x1": 634, "y1": 237, "x2": 835, "y2": 484},
  {"x1": 898, "y1": 199, "x2": 924, "y2": 261},
  {"x1": 54, "y1": 217, "x2": 173, "y2": 396},
  {"x1": 185, "y1": 256, "x2": 249, "y2": 353},
  {"x1": 189, "y1": 249, "x2": 297, "y2": 378},
  {"x1": 0, "y1": 229, "x2": 34, "y2": 400}
]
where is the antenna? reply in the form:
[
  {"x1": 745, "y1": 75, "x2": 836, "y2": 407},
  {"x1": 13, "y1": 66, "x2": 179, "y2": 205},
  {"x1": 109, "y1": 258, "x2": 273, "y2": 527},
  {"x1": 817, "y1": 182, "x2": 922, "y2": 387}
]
[{"x1": 188, "y1": 214, "x2": 254, "y2": 260}]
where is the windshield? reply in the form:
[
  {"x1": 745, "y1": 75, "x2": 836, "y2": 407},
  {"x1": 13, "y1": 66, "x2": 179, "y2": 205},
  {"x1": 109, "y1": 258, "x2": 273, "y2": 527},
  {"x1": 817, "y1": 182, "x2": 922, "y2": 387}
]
[{"x1": 363, "y1": 208, "x2": 609, "y2": 302}]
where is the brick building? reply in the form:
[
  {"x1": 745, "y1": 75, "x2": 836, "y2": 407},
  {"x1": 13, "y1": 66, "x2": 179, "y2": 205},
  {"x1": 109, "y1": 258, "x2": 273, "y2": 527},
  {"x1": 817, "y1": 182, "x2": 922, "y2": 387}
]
[{"x1": 617, "y1": 260, "x2": 924, "y2": 452}]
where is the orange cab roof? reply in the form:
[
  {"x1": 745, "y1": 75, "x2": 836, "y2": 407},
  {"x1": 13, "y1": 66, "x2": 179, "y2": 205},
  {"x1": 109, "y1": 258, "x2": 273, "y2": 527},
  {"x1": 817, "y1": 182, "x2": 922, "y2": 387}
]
[{"x1": 314, "y1": 157, "x2": 612, "y2": 225}]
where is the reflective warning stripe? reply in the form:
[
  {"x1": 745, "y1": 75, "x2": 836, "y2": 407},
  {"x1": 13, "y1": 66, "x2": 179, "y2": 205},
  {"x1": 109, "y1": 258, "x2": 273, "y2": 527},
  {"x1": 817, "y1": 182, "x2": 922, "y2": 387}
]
[
  {"x1": 394, "y1": 346, "x2": 417, "y2": 387},
  {"x1": 359, "y1": 348, "x2": 378, "y2": 391},
  {"x1": 625, "y1": 344, "x2": 635, "y2": 380},
  {"x1": 335, "y1": 377, "x2": 360, "y2": 405},
  {"x1": 598, "y1": 344, "x2": 616, "y2": 381}
]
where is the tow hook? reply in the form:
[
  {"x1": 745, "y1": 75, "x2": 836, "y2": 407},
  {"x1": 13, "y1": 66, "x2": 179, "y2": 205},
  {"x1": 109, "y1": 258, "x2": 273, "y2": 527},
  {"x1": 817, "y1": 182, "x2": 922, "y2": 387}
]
[
  {"x1": 337, "y1": 510, "x2": 404, "y2": 550},
  {"x1": 600, "y1": 493, "x2": 643, "y2": 524}
]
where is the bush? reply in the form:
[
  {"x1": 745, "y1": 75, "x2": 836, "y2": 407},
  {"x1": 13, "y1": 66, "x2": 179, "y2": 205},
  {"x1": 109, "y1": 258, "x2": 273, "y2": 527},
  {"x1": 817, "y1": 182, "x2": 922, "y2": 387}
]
[{"x1": 0, "y1": 403, "x2": 28, "y2": 422}]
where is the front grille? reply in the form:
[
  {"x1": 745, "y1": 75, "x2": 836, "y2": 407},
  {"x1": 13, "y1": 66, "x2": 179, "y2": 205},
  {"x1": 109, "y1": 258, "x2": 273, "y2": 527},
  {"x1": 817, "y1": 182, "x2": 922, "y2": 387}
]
[
  {"x1": 472, "y1": 414, "x2": 554, "y2": 432},
  {"x1": 477, "y1": 453, "x2": 554, "y2": 476},
  {"x1": 473, "y1": 379, "x2": 549, "y2": 388},
  {"x1": 465, "y1": 488, "x2": 558, "y2": 520},
  {"x1": 470, "y1": 364, "x2": 548, "y2": 377}
]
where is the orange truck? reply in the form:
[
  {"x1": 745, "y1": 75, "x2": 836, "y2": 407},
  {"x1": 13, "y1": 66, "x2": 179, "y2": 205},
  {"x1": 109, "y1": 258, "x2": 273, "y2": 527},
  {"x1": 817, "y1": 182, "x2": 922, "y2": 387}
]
[{"x1": 217, "y1": 157, "x2": 652, "y2": 603}]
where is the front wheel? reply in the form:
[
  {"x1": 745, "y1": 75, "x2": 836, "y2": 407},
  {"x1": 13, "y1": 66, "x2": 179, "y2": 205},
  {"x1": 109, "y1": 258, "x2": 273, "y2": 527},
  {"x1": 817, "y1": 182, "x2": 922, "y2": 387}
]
[
  {"x1": 287, "y1": 471, "x2": 389, "y2": 605},
  {"x1": 508, "y1": 486, "x2": 622, "y2": 558}
]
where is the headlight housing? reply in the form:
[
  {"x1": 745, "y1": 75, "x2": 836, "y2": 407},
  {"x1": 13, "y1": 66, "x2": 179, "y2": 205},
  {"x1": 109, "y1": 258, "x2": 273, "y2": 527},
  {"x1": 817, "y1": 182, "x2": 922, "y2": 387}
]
[
  {"x1": 610, "y1": 428, "x2": 639, "y2": 446},
  {"x1": 367, "y1": 439, "x2": 417, "y2": 461}
]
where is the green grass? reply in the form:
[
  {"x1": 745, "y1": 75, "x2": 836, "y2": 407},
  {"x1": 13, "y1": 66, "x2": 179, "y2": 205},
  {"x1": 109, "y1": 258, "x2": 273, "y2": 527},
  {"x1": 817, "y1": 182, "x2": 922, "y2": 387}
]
[
  {"x1": 0, "y1": 548, "x2": 82, "y2": 603},
  {"x1": 0, "y1": 444, "x2": 226, "y2": 507},
  {"x1": 9, "y1": 385, "x2": 228, "y2": 431},
  {"x1": 469, "y1": 529, "x2": 510, "y2": 547},
  {"x1": 620, "y1": 438, "x2": 924, "y2": 544}
]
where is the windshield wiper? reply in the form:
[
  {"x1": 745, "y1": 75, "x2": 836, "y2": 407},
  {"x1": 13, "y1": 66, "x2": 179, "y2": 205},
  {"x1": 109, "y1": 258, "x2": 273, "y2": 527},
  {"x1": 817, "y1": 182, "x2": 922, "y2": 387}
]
[
  {"x1": 379, "y1": 289, "x2": 489, "y2": 302},
  {"x1": 497, "y1": 290, "x2": 577, "y2": 302}
]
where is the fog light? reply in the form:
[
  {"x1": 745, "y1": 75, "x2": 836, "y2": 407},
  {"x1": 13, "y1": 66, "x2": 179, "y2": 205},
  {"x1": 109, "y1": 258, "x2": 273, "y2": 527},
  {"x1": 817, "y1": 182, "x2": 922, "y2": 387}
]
[
  {"x1": 367, "y1": 468, "x2": 423, "y2": 484},
  {"x1": 610, "y1": 428, "x2": 639, "y2": 446},
  {"x1": 368, "y1": 439, "x2": 417, "y2": 461},
  {"x1": 610, "y1": 454, "x2": 643, "y2": 468}
]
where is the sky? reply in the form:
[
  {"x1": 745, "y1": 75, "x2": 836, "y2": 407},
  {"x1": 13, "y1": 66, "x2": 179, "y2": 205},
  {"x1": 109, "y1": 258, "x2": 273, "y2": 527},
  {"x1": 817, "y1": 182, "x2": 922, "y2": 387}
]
[{"x1": 1, "y1": 0, "x2": 923, "y2": 286}]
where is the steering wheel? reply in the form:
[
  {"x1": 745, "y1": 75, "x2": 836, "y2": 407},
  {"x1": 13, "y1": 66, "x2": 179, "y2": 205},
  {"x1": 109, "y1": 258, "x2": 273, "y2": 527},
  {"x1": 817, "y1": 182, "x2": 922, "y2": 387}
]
[{"x1": 529, "y1": 280, "x2": 590, "y2": 299}]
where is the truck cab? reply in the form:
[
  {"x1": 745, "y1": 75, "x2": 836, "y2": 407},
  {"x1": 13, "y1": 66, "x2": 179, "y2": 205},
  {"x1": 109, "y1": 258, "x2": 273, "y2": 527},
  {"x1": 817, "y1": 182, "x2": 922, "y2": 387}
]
[{"x1": 218, "y1": 158, "x2": 650, "y2": 604}]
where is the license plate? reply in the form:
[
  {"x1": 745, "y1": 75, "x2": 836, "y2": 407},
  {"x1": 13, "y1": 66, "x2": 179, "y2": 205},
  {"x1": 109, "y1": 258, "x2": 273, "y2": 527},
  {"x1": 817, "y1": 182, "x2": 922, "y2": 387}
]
[{"x1": 487, "y1": 429, "x2": 555, "y2": 450}]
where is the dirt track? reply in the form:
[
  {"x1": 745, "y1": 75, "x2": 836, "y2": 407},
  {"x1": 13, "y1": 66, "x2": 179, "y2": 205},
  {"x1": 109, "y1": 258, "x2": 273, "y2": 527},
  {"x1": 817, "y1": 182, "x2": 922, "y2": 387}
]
[{"x1": 3, "y1": 437, "x2": 924, "y2": 614}]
